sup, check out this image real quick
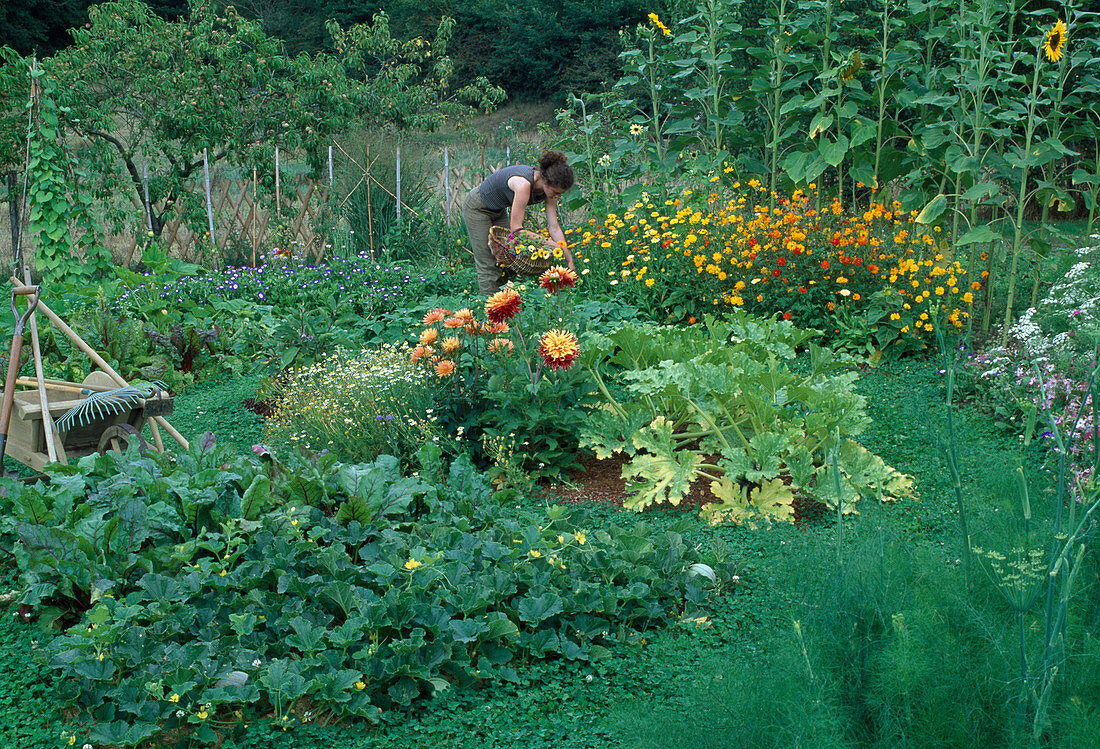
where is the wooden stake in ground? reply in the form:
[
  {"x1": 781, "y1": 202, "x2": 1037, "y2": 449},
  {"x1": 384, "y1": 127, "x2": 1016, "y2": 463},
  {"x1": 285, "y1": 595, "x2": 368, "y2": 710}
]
[
  {"x1": 21, "y1": 267, "x2": 57, "y2": 463},
  {"x1": 275, "y1": 146, "x2": 282, "y2": 220},
  {"x1": 396, "y1": 144, "x2": 402, "y2": 224}
]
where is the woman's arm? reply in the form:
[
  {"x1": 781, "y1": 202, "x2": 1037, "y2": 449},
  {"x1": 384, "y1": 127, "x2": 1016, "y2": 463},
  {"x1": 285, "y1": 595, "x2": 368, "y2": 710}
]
[
  {"x1": 508, "y1": 175, "x2": 531, "y2": 232},
  {"x1": 545, "y1": 196, "x2": 575, "y2": 270}
]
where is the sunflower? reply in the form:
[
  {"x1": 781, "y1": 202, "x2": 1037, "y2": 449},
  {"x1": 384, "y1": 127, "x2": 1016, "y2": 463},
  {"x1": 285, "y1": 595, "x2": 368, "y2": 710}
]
[
  {"x1": 840, "y1": 50, "x2": 863, "y2": 81},
  {"x1": 485, "y1": 285, "x2": 522, "y2": 323},
  {"x1": 1043, "y1": 19, "x2": 1067, "y2": 63},
  {"x1": 537, "y1": 329, "x2": 581, "y2": 371}
]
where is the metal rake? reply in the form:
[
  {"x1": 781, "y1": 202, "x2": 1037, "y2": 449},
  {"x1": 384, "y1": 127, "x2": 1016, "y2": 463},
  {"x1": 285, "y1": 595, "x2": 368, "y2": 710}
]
[{"x1": 55, "y1": 381, "x2": 168, "y2": 433}]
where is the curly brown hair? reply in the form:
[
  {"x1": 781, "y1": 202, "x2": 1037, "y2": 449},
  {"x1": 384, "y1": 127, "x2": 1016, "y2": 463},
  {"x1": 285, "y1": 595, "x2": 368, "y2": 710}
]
[{"x1": 539, "y1": 150, "x2": 575, "y2": 191}]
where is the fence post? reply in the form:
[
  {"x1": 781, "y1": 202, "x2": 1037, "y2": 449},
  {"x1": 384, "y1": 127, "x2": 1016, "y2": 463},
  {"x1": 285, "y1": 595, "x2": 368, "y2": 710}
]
[
  {"x1": 275, "y1": 146, "x2": 281, "y2": 219},
  {"x1": 202, "y1": 148, "x2": 216, "y2": 252},
  {"x1": 444, "y1": 147, "x2": 451, "y2": 226},
  {"x1": 252, "y1": 165, "x2": 258, "y2": 267},
  {"x1": 396, "y1": 144, "x2": 402, "y2": 224},
  {"x1": 366, "y1": 145, "x2": 374, "y2": 260}
]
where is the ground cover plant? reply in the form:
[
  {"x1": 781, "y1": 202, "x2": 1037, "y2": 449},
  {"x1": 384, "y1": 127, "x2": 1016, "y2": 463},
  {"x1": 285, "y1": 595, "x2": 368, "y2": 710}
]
[{"x1": 1, "y1": 438, "x2": 728, "y2": 747}]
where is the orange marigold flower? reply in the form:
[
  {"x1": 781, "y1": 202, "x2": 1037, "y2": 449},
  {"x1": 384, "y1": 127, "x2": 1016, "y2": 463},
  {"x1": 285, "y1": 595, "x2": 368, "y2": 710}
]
[
  {"x1": 435, "y1": 359, "x2": 456, "y2": 377},
  {"x1": 419, "y1": 328, "x2": 439, "y2": 346},
  {"x1": 539, "y1": 265, "x2": 579, "y2": 294},
  {"x1": 537, "y1": 329, "x2": 581, "y2": 371},
  {"x1": 821, "y1": 260, "x2": 830, "y2": 270},
  {"x1": 486, "y1": 285, "x2": 522, "y2": 323},
  {"x1": 422, "y1": 308, "x2": 451, "y2": 326},
  {"x1": 441, "y1": 336, "x2": 461, "y2": 355},
  {"x1": 487, "y1": 337, "x2": 514, "y2": 355}
]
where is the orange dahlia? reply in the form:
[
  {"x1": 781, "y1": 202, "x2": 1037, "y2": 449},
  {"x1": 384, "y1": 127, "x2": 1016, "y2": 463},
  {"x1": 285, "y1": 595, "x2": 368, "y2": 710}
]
[
  {"x1": 422, "y1": 308, "x2": 451, "y2": 326},
  {"x1": 443, "y1": 316, "x2": 465, "y2": 329},
  {"x1": 487, "y1": 337, "x2": 515, "y2": 355},
  {"x1": 486, "y1": 285, "x2": 522, "y2": 323},
  {"x1": 539, "y1": 265, "x2": 579, "y2": 294},
  {"x1": 453, "y1": 308, "x2": 475, "y2": 323},
  {"x1": 538, "y1": 329, "x2": 580, "y2": 371},
  {"x1": 419, "y1": 328, "x2": 439, "y2": 346},
  {"x1": 435, "y1": 359, "x2": 456, "y2": 376},
  {"x1": 488, "y1": 321, "x2": 511, "y2": 335},
  {"x1": 441, "y1": 336, "x2": 461, "y2": 355},
  {"x1": 409, "y1": 344, "x2": 431, "y2": 363}
]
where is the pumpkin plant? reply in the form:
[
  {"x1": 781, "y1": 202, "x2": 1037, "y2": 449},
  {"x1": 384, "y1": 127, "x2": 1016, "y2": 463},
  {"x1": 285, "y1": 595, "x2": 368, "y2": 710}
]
[{"x1": 579, "y1": 312, "x2": 913, "y2": 523}]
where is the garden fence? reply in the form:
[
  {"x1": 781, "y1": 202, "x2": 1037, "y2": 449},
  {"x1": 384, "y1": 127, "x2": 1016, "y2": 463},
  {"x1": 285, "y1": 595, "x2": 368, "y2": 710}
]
[{"x1": 0, "y1": 145, "x2": 517, "y2": 269}]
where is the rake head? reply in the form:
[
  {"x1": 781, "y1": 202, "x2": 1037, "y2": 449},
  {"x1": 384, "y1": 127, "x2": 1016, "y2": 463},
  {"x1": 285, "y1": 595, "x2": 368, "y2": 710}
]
[{"x1": 55, "y1": 381, "x2": 168, "y2": 433}]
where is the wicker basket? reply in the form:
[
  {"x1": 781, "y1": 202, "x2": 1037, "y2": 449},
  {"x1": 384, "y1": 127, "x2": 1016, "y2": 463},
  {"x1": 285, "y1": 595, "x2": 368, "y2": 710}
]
[{"x1": 488, "y1": 226, "x2": 553, "y2": 277}]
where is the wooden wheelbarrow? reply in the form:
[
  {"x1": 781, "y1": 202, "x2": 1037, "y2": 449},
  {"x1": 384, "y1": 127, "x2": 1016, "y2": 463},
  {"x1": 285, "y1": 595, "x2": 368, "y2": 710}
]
[
  {"x1": 0, "y1": 277, "x2": 189, "y2": 474},
  {"x1": 2, "y1": 372, "x2": 175, "y2": 471}
]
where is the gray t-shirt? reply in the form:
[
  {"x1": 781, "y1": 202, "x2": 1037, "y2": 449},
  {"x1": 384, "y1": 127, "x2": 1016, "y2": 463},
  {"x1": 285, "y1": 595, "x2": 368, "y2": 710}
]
[{"x1": 477, "y1": 165, "x2": 545, "y2": 212}]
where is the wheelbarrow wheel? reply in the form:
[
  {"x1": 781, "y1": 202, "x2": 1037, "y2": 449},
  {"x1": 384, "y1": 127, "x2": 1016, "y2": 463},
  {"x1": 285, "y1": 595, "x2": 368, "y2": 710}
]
[{"x1": 98, "y1": 424, "x2": 150, "y2": 455}]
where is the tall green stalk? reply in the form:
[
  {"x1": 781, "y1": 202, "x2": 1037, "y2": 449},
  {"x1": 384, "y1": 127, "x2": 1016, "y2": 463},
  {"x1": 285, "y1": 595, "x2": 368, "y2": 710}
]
[
  {"x1": 1002, "y1": 51, "x2": 1044, "y2": 345},
  {"x1": 766, "y1": 0, "x2": 789, "y2": 212}
]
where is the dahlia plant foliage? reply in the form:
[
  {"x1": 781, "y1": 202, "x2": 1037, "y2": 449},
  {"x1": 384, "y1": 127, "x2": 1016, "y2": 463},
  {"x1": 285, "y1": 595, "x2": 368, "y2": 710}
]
[{"x1": 407, "y1": 268, "x2": 590, "y2": 477}]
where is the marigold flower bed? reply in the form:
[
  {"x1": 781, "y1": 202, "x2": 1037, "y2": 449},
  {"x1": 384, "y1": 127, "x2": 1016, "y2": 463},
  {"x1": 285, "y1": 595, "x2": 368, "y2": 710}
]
[{"x1": 571, "y1": 181, "x2": 978, "y2": 346}]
